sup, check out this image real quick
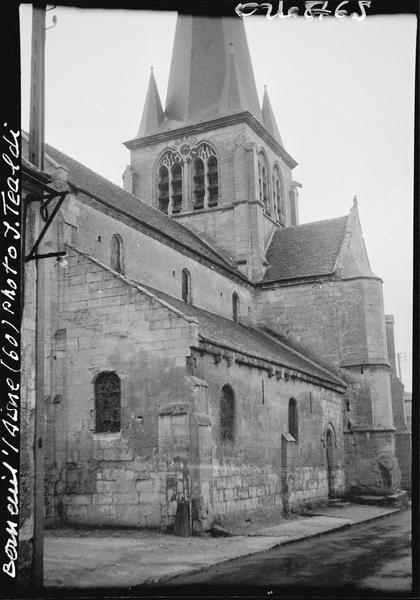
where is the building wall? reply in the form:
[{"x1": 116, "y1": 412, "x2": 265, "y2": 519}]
[
  {"x1": 190, "y1": 352, "x2": 345, "y2": 520},
  {"x1": 45, "y1": 248, "x2": 199, "y2": 528},
  {"x1": 61, "y1": 191, "x2": 254, "y2": 323},
  {"x1": 256, "y1": 278, "x2": 389, "y2": 370}
]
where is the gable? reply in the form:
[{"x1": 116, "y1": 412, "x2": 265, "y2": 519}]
[{"x1": 338, "y1": 211, "x2": 378, "y2": 279}]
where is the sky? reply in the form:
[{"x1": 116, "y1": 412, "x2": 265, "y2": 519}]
[{"x1": 19, "y1": 5, "x2": 416, "y2": 390}]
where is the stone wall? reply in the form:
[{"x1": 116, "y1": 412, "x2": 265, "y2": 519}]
[
  {"x1": 65, "y1": 192, "x2": 254, "y2": 323},
  {"x1": 45, "y1": 247, "x2": 199, "y2": 528},
  {"x1": 344, "y1": 429, "x2": 400, "y2": 495},
  {"x1": 190, "y1": 351, "x2": 345, "y2": 521}
]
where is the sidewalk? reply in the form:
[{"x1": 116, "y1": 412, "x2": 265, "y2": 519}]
[{"x1": 44, "y1": 503, "x2": 401, "y2": 589}]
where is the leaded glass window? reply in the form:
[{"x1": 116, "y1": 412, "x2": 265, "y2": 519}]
[{"x1": 95, "y1": 372, "x2": 121, "y2": 433}]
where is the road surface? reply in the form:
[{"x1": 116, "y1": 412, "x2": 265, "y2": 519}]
[{"x1": 154, "y1": 508, "x2": 412, "y2": 596}]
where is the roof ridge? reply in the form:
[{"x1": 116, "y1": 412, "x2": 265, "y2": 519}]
[
  {"x1": 65, "y1": 243, "x2": 199, "y2": 326},
  {"x1": 280, "y1": 215, "x2": 349, "y2": 231}
]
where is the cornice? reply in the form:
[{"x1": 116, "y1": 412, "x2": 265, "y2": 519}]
[{"x1": 124, "y1": 112, "x2": 298, "y2": 169}]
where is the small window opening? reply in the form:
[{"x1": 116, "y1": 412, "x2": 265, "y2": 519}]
[
  {"x1": 288, "y1": 397, "x2": 298, "y2": 441},
  {"x1": 111, "y1": 234, "x2": 124, "y2": 273},
  {"x1": 232, "y1": 292, "x2": 240, "y2": 323},
  {"x1": 182, "y1": 268, "x2": 191, "y2": 304},
  {"x1": 221, "y1": 384, "x2": 235, "y2": 442}
]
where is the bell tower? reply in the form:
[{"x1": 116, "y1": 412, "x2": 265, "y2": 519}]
[{"x1": 123, "y1": 14, "x2": 299, "y2": 280}]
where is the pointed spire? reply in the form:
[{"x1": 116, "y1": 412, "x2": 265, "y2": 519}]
[
  {"x1": 218, "y1": 43, "x2": 248, "y2": 115},
  {"x1": 137, "y1": 67, "x2": 164, "y2": 138},
  {"x1": 261, "y1": 85, "x2": 284, "y2": 147},
  {"x1": 353, "y1": 195, "x2": 358, "y2": 207},
  {"x1": 164, "y1": 15, "x2": 262, "y2": 127}
]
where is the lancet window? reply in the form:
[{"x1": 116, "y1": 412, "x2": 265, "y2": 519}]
[
  {"x1": 111, "y1": 234, "x2": 124, "y2": 274},
  {"x1": 232, "y1": 292, "x2": 240, "y2": 323},
  {"x1": 288, "y1": 397, "x2": 298, "y2": 441},
  {"x1": 258, "y1": 152, "x2": 270, "y2": 213},
  {"x1": 157, "y1": 151, "x2": 183, "y2": 215},
  {"x1": 221, "y1": 384, "x2": 235, "y2": 442},
  {"x1": 193, "y1": 144, "x2": 218, "y2": 209},
  {"x1": 272, "y1": 165, "x2": 285, "y2": 225}
]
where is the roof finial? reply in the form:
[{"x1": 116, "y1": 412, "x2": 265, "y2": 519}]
[
  {"x1": 353, "y1": 195, "x2": 358, "y2": 207},
  {"x1": 150, "y1": 65, "x2": 154, "y2": 73}
]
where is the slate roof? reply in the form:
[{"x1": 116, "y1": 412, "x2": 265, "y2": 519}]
[
  {"x1": 21, "y1": 135, "x2": 243, "y2": 280},
  {"x1": 263, "y1": 216, "x2": 349, "y2": 283},
  {"x1": 143, "y1": 284, "x2": 345, "y2": 388}
]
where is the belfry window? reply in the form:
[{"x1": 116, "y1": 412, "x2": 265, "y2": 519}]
[
  {"x1": 193, "y1": 157, "x2": 205, "y2": 209},
  {"x1": 111, "y1": 234, "x2": 124, "y2": 273},
  {"x1": 232, "y1": 293, "x2": 240, "y2": 323},
  {"x1": 221, "y1": 384, "x2": 235, "y2": 442},
  {"x1": 182, "y1": 268, "x2": 192, "y2": 304},
  {"x1": 171, "y1": 162, "x2": 183, "y2": 213},
  {"x1": 272, "y1": 165, "x2": 285, "y2": 225},
  {"x1": 288, "y1": 397, "x2": 298, "y2": 441},
  {"x1": 158, "y1": 165, "x2": 169, "y2": 214},
  {"x1": 95, "y1": 372, "x2": 121, "y2": 433},
  {"x1": 207, "y1": 154, "x2": 218, "y2": 206},
  {"x1": 157, "y1": 151, "x2": 183, "y2": 215},
  {"x1": 258, "y1": 152, "x2": 270, "y2": 213},
  {"x1": 193, "y1": 144, "x2": 219, "y2": 209}
]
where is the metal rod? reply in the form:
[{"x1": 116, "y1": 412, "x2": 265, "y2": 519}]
[{"x1": 24, "y1": 191, "x2": 67, "y2": 261}]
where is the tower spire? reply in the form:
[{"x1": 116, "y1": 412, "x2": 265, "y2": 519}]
[
  {"x1": 261, "y1": 85, "x2": 284, "y2": 147},
  {"x1": 218, "y1": 42, "x2": 248, "y2": 115},
  {"x1": 137, "y1": 66, "x2": 164, "y2": 138},
  {"x1": 164, "y1": 14, "x2": 262, "y2": 128}
]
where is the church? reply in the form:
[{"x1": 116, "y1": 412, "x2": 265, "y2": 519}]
[{"x1": 21, "y1": 13, "x2": 409, "y2": 538}]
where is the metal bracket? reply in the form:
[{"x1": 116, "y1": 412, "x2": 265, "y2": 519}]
[{"x1": 24, "y1": 189, "x2": 68, "y2": 262}]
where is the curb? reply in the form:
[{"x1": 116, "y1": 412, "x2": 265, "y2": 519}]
[{"x1": 144, "y1": 506, "x2": 406, "y2": 587}]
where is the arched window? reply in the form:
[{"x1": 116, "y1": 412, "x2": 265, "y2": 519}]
[
  {"x1": 157, "y1": 151, "x2": 183, "y2": 215},
  {"x1": 95, "y1": 372, "x2": 121, "y2": 433},
  {"x1": 171, "y1": 162, "x2": 183, "y2": 214},
  {"x1": 207, "y1": 154, "x2": 218, "y2": 207},
  {"x1": 193, "y1": 157, "x2": 205, "y2": 209},
  {"x1": 111, "y1": 234, "x2": 124, "y2": 273},
  {"x1": 158, "y1": 165, "x2": 169, "y2": 214},
  {"x1": 232, "y1": 292, "x2": 240, "y2": 323},
  {"x1": 182, "y1": 268, "x2": 191, "y2": 304},
  {"x1": 272, "y1": 164, "x2": 285, "y2": 225},
  {"x1": 258, "y1": 152, "x2": 270, "y2": 213},
  {"x1": 221, "y1": 384, "x2": 235, "y2": 442},
  {"x1": 288, "y1": 397, "x2": 298, "y2": 441},
  {"x1": 194, "y1": 144, "x2": 219, "y2": 208}
]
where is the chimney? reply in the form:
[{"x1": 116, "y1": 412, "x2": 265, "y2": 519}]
[{"x1": 385, "y1": 314, "x2": 397, "y2": 376}]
